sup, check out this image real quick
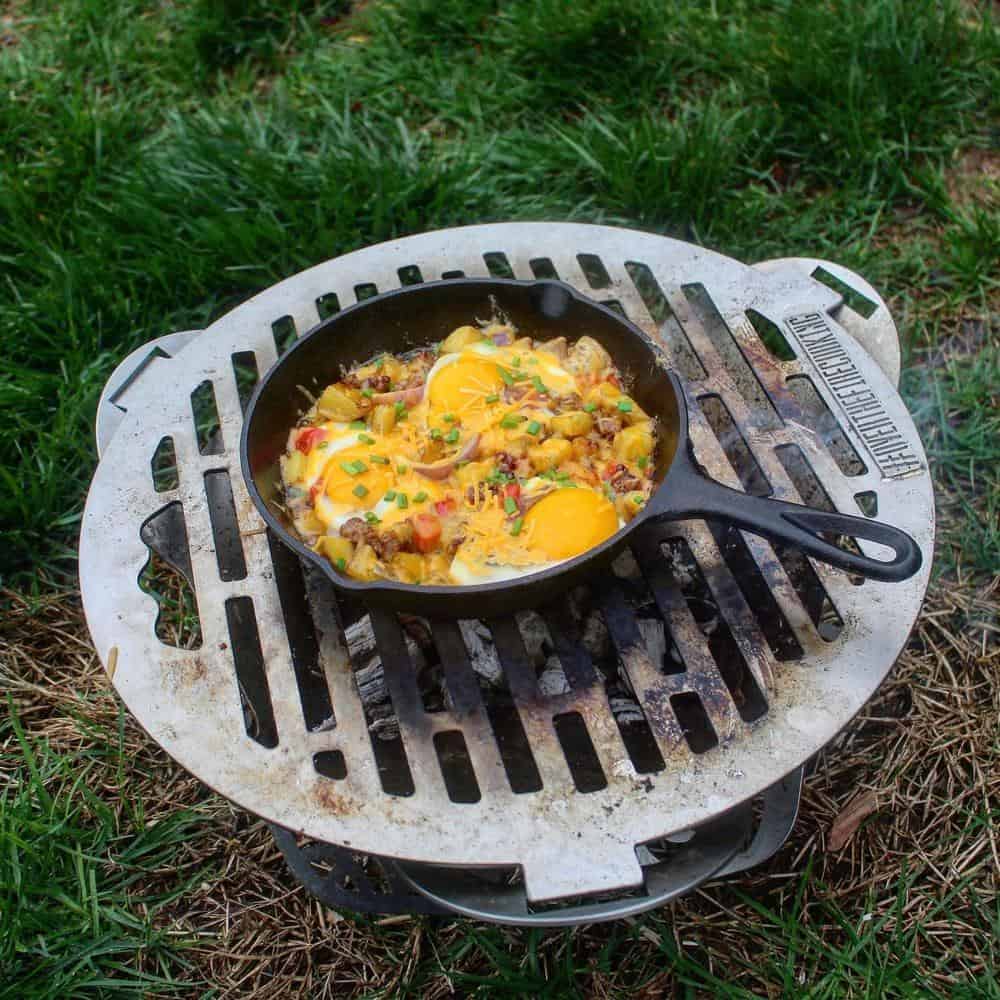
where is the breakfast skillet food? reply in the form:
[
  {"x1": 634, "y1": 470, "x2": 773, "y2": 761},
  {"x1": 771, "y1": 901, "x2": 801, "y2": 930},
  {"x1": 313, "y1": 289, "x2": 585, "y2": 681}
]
[
  {"x1": 243, "y1": 279, "x2": 921, "y2": 618},
  {"x1": 280, "y1": 321, "x2": 656, "y2": 586}
]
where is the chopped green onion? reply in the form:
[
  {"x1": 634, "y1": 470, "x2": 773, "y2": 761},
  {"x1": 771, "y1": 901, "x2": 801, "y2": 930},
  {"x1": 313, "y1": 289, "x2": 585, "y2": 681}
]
[
  {"x1": 500, "y1": 414, "x2": 525, "y2": 429},
  {"x1": 616, "y1": 398, "x2": 634, "y2": 413},
  {"x1": 413, "y1": 491, "x2": 428, "y2": 503},
  {"x1": 603, "y1": 483, "x2": 615, "y2": 500},
  {"x1": 370, "y1": 454, "x2": 389, "y2": 464},
  {"x1": 531, "y1": 375, "x2": 548, "y2": 394},
  {"x1": 334, "y1": 557, "x2": 347, "y2": 570},
  {"x1": 350, "y1": 420, "x2": 367, "y2": 429},
  {"x1": 364, "y1": 511, "x2": 380, "y2": 524},
  {"x1": 430, "y1": 427, "x2": 443, "y2": 440},
  {"x1": 353, "y1": 484, "x2": 369, "y2": 498},
  {"x1": 396, "y1": 492, "x2": 409, "y2": 510},
  {"x1": 498, "y1": 366, "x2": 516, "y2": 386},
  {"x1": 340, "y1": 460, "x2": 362, "y2": 476},
  {"x1": 631, "y1": 494, "x2": 645, "y2": 506},
  {"x1": 583, "y1": 401, "x2": 597, "y2": 412},
  {"x1": 445, "y1": 428, "x2": 460, "y2": 444},
  {"x1": 637, "y1": 455, "x2": 649, "y2": 469},
  {"x1": 316, "y1": 441, "x2": 329, "y2": 450},
  {"x1": 526, "y1": 420, "x2": 541, "y2": 436},
  {"x1": 383, "y1": 490, "x2": 397, "y2": 502},
  {"x1": 485, "y1": 393, "x2": 500, "y2": 404},
  {"x1": 512, "y1": 356, "x2": 521, "y2": 367},
  {"x1": 361, "y1": 387, "x2": 374, "y2": 398},
  {"x1": 504, "y1": 497, "x2": 518, "y2": 515},
  {"x1": 396, "y1": 462, "x2": 408, "y2": 474},
  {"x1": 443, "y1": 413, "x2": 456, "y2": 423},
  {"x1": 510, "y1": 517, "x2": 523, "y2": 536},
  {"x1": 358, "y1": 433, "x2": 375, "y2": 445}
]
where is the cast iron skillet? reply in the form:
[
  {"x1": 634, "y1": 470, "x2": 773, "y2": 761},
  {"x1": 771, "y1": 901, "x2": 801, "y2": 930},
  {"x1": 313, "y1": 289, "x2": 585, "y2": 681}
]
[{"x1": 241, "y1": 279, "x2": 921, "y2": 617}]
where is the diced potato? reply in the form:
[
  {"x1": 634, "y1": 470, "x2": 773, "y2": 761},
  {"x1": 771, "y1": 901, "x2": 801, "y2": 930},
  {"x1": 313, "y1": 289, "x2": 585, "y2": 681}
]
[
  {"x1": 614, "y1": 423, "x2": 654, "y2": 462},
  {"x1": 392, "y1": 552, "x2": 424, "y2": 584},
  {"x1": 440, "y1": 325, "x2": 483, "y2": 353},
  {"x1": 317, "y1": 535, "x2": 354, "y2": 566},
  {"x1": 584, "y1": 381, "x2": 623, "y2": 410},
  {"x1": 456, "y1": 459, "x2": 493, "y2": 488},
  {"x1": 571, "y1": 436, "x2": 594, "y2": 458},
  {"x1": 529, "y1": 438, "x2": 573, "y2": 472},
  {"x1": 566, "y1": 335, "x2": 613, "y2": 374},
  {"x1": 379, "y1": 355, "x2": 404, "y2": 382},
  {"x1": 317, "y1": 384, "x2": 361, "y2": 421},
  {"x1": 298, "y1": 511, "x2": 326, "y2": 536},
  {"x1": 348, "y1": 542, "x2": 380, "y2": 581},
  {"x1": 281, "y1": 450, "x2": 305, "y2": 483},
  {"x1": 615, "y1": 492, "x2": 647, "y2": 522},
  {"x1": 550, "y1": 410, "x2": 594, "y2": 438},
  {"x1": 371, "y1": 404, "x2": 397, "y2": 435},
  {"x1": 511, "y1": 336, "x2": 534, "y2": 351},
  {"x1": 537, "y1": 336, "x2": 567, "y2": 360},
  {"x1": 617, "y1": 395, "x2": 649, "y2": 426}
]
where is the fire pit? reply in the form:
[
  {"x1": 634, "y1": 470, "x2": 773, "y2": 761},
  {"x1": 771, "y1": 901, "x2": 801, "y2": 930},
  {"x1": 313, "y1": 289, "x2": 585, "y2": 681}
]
[{"x1": 80, "y1": 223, "x2": 933, "y2": 925}]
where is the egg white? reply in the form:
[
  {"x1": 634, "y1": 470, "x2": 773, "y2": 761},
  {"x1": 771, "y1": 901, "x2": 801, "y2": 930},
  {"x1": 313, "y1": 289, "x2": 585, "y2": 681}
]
[{"x1": 449, "y1": 551, "x2": 560, "y2": 585}]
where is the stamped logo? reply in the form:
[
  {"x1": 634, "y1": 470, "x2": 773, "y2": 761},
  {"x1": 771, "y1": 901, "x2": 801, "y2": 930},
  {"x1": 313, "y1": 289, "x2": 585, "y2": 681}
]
[{"x1": 784, "y1": 311, "x2": 923, "y2": 480}]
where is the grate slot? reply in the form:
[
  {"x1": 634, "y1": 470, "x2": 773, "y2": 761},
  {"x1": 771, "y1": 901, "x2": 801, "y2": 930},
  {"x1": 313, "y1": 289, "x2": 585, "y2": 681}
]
[
  {"x1": 355, "y1": 608, "x2": 419, "y2": 797},
  {"x1": 483, "y1": 253, "x2": 515, "y2": 279},
  {"x1": 313, "y1": 750, "x2": 347, "y2": 780},
  {"x1": 316, "y1": 293, "x2": 341, "y2": 319},
  {"x1": 543, "y1": 602, "x2": 665, "y2": 775},
  {"x1": 138, "y1": 502, "x2": 201, "y2": 650},
  {"x1": 203, "y1": 470, "x2": 247, "y2": 582},
  {"x1": 272, "y1": 315, "x2": 297, "y2": 354},
  {"x1": 811, "y1": 266, "x2": 878, "y2": 318},
  {"x1": 434, "y1": 731, "x2": 481, "y2": 804},
  {"x1": 151, "y1": 436, "x2": 179, "y2": 492},
  {"x1": 701, "y1": 527, "x2": 804, "y2": 662},
  {"x1": 745, "y1": 309, "x2": 795, "y2": 363},
  {"x1": 698, "y1": 394, "x2": 772, "y2": 497},
  {"x1": 231, "y1": 352, "x2": 259, "y2": 414},
  {"x1": 224, "y1": 597, "x2": 278, "y2": 748},
  {"x1": 855, "y1": 491, "x2": 878, "y2": 517},
  {"x1": 553, "y1": 713, "x2": 607, "y2": 793},
  {"x1": 432, "y1": 621, "x2": 486, "y2": 716},
  {"x1": 397, "y1": 265, "x2": 423, "y2": 286},
  {"x1": 786, "y1": 375, "x2": 867, "y2": 476},
  {"x1": 658, "y1": 537, "x2": 768, "y2": 722},
  {"x1": 577, "y1": 253, "x2": 611, "y2": 289},
  {"x1": 682, "y1": 284, "x2": 782, "y2": 430},
  {"x1": 529, "y1": 257, "x2": 559, "y2": 280},
  {"x1": 190, "y1": 380, "x2": 223, "y2": 455},
  {"x1": 441, "y1": 269, "x2": 465, "y2": 280},
  {"x1": 266, "y1": 533, "x2": 334, "y2": 731},
  {"x1": 669, "y1": 693, "x2": 718, "y2": 754},
  {"x1": 625, "y1": 261, "x2": 705, "y2": 380},
  {"x1": 776, "y1": 443, "x2": 865, "y2": 590},
  {"x1": 354, "y1": 283, "x2": 378, "y2": 302}
]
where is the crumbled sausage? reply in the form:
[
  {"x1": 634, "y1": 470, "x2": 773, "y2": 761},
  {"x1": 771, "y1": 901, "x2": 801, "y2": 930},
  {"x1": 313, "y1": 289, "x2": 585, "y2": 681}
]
[
  {"x1": 363, "y1": 373, "x2": 392, "y2": 393},
  {"x1": 339, "y1": 517, "x2": 368, "y2": 544},
  {"x1": 608, "y1": 463, "x2": 642, "y2": 494},
  {"x1": 495, "y1": 451, "x2": 518, "y2": 477},
  {"x1": 339, "y1": 517, "x2": 413, "y2": 560},
  {"x1": 596, "y1": 415, "x2": 623, "y2": 438}
]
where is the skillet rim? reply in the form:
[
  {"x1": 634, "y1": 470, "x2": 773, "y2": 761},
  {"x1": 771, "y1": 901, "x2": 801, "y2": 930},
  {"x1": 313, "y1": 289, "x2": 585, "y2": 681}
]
[{"x1": 238, "y1": 276, "x2": 680, "y2": 608}]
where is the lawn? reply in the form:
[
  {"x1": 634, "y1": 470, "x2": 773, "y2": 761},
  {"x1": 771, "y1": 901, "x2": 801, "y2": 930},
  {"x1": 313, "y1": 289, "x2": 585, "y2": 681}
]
[{"x1": 1, "y1": 0, "x2": 998, "y2": 996}]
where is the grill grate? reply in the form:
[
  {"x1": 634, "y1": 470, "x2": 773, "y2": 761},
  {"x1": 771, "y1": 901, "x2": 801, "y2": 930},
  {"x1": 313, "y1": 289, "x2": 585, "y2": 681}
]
[{"x1": 81, "y1": 224, "x2": 933, "y2": 911}]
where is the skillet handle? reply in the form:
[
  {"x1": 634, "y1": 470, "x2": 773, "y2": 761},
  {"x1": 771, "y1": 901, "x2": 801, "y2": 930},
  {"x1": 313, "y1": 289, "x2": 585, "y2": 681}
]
[{"x1": 650, "y1": 477, "x2": 922, "y2": 583}]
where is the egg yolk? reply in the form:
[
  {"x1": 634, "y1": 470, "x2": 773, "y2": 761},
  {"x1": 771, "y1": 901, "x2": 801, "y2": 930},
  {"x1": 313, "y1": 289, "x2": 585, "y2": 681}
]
[
  {"x1": 322, "y1": 445, "x2": 394, "y2": 507},
  {"x1": 427, "y1": 355, "x2": 505, "y2": 416},
  {"x1": 523, "y1": 489, "x2": 620, "y2": 560}
]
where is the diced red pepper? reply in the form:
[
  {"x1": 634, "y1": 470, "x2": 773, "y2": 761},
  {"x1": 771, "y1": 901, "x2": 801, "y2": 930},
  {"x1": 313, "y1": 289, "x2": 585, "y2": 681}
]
[
  {"x1": 503, "y1": 483, "x2": 521, "y2": 499},
  {"x1": 309, "y1": 482, "x2": 322, "y2": 504},
  {"x1": 434, "y1": 497, "x2": 456, "y2": 517},
  {"x1": 295, "y1": 427, "x2": 327, "y2": 453},
  {"x1": 606, "y1": 372, "x2": 621, "y2": 388},
  {"x1": 412, "y1": 513, "x2": 442, "y2": 553}
]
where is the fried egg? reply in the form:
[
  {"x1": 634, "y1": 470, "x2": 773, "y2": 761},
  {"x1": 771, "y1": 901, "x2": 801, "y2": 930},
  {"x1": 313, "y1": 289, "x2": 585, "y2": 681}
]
[{"x1": 522, "y1": 488, "x2": 621, "y2": 560}]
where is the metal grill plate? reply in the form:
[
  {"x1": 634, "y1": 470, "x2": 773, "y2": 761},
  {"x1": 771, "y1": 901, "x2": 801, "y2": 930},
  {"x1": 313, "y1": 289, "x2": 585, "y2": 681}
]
[{"x1": 79, "y1": 224, "x2": 933, "y2": 903}]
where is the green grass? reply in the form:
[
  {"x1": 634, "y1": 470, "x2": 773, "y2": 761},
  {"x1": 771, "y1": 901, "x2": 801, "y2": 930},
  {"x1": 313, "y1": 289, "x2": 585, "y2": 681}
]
[
  {"x1": 0, "y1": 705, "x2": 203, "y2": 998},
  {"x1": 1, "y1": 0, "x2": 998, "y2": 994}
]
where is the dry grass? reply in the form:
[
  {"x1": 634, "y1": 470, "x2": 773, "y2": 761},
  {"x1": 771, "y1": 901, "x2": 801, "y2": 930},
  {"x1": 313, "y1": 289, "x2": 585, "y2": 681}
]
[{"x1": 2, "y1": 553, "x2": 996, "y2": 997}]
